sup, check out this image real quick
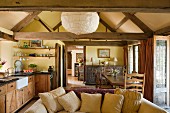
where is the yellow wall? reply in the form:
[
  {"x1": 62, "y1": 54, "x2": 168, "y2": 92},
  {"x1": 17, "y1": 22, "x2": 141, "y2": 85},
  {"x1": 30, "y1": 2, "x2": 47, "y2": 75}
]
[
  {"x1": 86, "y1": 46, "x2": 124, "y2": 65},
  {"x1": 0, "y1": 41, "x2": 17, "y2": 72}
]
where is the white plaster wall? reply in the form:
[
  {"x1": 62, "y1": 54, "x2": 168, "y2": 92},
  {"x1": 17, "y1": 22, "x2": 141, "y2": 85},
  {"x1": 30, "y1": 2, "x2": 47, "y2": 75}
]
[{"x1": 71, "y1": 50, "x2": 83, "y2": 76}]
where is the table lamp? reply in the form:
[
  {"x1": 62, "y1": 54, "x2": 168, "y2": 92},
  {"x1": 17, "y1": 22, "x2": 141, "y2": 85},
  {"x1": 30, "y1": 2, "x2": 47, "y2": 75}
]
[{"x1": 113, "y1": 57, "x2": 118, "y2": 65}]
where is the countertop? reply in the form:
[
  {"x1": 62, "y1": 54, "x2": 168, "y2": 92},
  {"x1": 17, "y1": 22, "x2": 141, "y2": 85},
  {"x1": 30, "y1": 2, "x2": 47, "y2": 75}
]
[{"x1": 0, "y1": 71, "x2": 54, "y2": 86}]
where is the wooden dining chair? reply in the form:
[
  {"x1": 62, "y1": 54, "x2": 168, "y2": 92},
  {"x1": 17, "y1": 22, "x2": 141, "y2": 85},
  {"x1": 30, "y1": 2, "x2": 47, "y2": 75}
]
[
  {"x1": 94, "y1": 69, "x2": 112, "y2": 89},
  {"x1": 124, "y1": 73, "x2": 145, "y2": 95}
]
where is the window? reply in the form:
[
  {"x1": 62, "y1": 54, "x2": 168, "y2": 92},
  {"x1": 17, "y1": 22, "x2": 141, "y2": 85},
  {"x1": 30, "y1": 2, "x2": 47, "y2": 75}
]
[{"x1": 128, "y1": 45, "x2": 139, "y2": 74}]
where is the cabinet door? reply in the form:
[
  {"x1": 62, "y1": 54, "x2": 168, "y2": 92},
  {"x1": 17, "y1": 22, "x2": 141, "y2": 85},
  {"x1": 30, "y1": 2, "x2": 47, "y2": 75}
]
[
  {"x1": 6, "y1": 90, "x2": 17, "y2": 113},
  {"x1": 16, "y1": 88, "x2": 24, "y2": 108},
  {"x1": 23, "y1": 86, "x2": 29, "y2": 103},
  {"x1": 35, "y1": 74, "x2": 50, "y2": 96},
  {"x1": 0, "y1": 95, "x2": 6, "y2": 113},
  {"x1": 28, "y1": 82, "x2": 34, "y2": 99}
]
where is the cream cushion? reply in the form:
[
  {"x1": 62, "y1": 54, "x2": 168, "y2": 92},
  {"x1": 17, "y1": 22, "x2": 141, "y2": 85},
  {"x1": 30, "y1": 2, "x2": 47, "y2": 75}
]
[
  {"x1": 80, "y1": 93, "x2": 102, "y2": 113},
  {"x1": 38, "y1": 87, "x2": 66, "y2": 113},
  {"x1": 58, "y1": 111, "x2": 86, "y2": 113},
  {"x1": 58, "y1": 91, "x2": 81, "y2": 112},
  {"x1": 101, "y1": 93, "x2": 124, "y2": 113},
  {"x1": 115, "y1": 88, "x2": 143, "y2": 113}
]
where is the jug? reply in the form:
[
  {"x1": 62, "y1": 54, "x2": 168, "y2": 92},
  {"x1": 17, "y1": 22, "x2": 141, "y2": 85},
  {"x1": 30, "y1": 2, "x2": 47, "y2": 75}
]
[
  {"x1": 48, "y1": 66, "x2": 54, "y2": 72},
  {"x1": 7, "y1": 67, "x2": 14, "y2": 76}
]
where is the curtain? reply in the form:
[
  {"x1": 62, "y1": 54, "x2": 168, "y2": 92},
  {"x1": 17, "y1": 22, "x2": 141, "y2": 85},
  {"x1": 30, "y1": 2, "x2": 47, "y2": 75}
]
[{"x1": 139, "y1": 38, "x2": 154, "y2": 102}]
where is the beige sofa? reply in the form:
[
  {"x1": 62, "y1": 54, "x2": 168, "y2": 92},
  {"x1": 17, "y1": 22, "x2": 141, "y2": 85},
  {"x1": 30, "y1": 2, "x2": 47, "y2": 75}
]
[{"x1": 25, "y1": 88, "x2": 167, "y2": 113}]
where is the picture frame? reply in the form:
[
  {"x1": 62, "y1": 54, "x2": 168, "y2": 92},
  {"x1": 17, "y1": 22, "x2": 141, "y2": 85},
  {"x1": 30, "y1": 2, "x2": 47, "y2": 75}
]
[
  {"x1": 30, "y1": 40, "x2": 43, "y2": 48},
  {"x1": 97, "y1": 48, "x2": 110, "y2": 58}
]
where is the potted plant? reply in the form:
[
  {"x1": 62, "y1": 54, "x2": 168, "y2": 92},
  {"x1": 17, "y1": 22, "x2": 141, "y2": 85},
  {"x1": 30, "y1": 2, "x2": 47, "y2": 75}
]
[{"x1": 28, "y1": 64, "x2": 37, "y2": 72}]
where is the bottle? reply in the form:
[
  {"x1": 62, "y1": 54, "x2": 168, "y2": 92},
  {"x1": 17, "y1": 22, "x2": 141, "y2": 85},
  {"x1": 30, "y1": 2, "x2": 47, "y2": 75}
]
[{"x1": 48, "y1": 66, "x2": 53, "y2": 72}]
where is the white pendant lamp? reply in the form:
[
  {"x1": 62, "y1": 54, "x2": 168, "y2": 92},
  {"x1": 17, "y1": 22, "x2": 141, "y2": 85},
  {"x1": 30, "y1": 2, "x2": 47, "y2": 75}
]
[{"x1": 61, "y1": 12, "x2": 99, "y2": 35}]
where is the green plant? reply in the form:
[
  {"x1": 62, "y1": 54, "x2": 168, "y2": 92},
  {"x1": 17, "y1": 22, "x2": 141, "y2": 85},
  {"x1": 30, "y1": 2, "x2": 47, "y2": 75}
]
[{"x1": 28, "y1": 64, "x2": 37, "y2": 68}]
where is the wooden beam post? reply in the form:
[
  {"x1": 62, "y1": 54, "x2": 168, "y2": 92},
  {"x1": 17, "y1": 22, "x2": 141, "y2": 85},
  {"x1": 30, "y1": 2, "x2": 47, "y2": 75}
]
[
  {"x1": 123, "y1": 13, "x2": 153, "y2": 34},
  {"x1": 154, "y1": 26, "x2": 170, "y2": 35},
  {"x1": 14, "y1": 32, "x2": 151, "y2": 41},
  {"x1": 100, "y1": 18, "x2": 115, "y2": 32},
  {"x1": 12, "y1": 11, "x2": 41, "y2": 32},
  {"x1": 0, "y1": 0, "x2": 170, "y2": 12}
]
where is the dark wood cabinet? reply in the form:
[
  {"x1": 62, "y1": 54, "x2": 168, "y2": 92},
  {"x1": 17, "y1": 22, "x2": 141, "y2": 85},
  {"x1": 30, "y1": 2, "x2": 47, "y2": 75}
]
[
  {"x1": 74, "y1": 63, "x2": 79, "y2": 77},
  {"x1": 85, "y1": 65, "x2": 124, "y2": 85},
  {"x1": 78, "y1": 65, "x2": 84, "y2": 81},
  {"x1": 35, "y1": 74, "x2": 50, "y2": 96}
]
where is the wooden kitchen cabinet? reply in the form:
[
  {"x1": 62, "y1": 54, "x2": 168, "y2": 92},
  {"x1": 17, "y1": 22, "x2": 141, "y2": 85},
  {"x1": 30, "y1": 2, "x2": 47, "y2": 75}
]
[
  {"x1": 24, "y1": 75, "x2": 35, "y2": 103},
  {"x1": 0, "y1": 85, "x2": 7, "y2": 113},
  {"x1": 0, "y1": 94, "x2": 6, "y2": 113},
  {"x1": 16, "y1": 88, "x2": 24, "y2": 108},
  {"x1": 35, "y1": 74, "x2": 50, "y2": 96},
  {"x1": 6, "y1": 90, "x2": 17, "y2": 113}
]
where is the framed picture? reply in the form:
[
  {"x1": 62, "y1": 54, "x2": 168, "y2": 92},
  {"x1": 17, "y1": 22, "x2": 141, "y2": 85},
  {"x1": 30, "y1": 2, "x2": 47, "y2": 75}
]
[
  {"x1": 76, "y1": 53, "x2": 83, "y2": 63},
  {"x1": 98, "y1": 48, "x2": 110, "y2": 58},
  {"x1": 30, "y1": 40, "x2": 43, "y2": 48}
]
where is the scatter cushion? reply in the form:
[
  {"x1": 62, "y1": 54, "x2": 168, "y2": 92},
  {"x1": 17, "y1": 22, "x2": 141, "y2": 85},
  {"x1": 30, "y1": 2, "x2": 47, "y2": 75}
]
[
  {"x1": 101, "y1": 93, "x2": 124, "y2": 113},
  {"x1": 115, "y1": 88, "x2": 143, "y2": 113},
  {"x1": 58, "y1": 110, "x2": 86, "y2": 113},
  {"x1": 50, "y1": 87, "x2": 66, "y2": 97},
  {"x1": 80, "y1": 93, "x2": 102, "y2": 113},
  {"x1": 58, "y1": 91, "x2": 81, "y2": 112},
  {"x1": 38, "y1": 87, "x2": 66, "y2": 113}
]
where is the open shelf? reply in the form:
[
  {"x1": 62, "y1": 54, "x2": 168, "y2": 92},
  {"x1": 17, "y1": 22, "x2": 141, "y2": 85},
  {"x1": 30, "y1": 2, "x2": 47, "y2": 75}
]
[{"x1": 13, "y1": 46, "x2": 55, "y2": 50}]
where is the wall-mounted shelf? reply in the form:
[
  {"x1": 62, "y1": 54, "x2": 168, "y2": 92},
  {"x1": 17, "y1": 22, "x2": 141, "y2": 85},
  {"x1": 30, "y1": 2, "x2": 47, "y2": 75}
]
[
  {"x1": 13, "y1": 56, "x2": 55, "y2": 59},
  {"x1": 13, "y1": 46, "x2": 55, "y2": 50}
]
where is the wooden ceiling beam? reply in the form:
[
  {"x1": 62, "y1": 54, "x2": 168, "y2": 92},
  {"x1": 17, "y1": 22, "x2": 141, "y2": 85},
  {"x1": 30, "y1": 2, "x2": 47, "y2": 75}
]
[
  {"x1": 36, "y1": 17, "x2": 53, "y2": 32},
  {"x1": 0, "y1": 32, "x2": 17, "y2": 42},
  {"x1": 115, "y1": 17, "x2": 128, "y2": 30},
  {"x1": 123, "y1": 13, "x2": 153, "y2": 34},
  {"x1": 100, "y1": 19, "x2": 115, "y2": 32},
  {"x1": 154, "y1": 26, "x2": 170, "y2": 35},
  {"x1": 14, "y1": 32, "x2": 151, "y2": 41},
  {"x1": 11, "y1": 11, "x2": 41, "y2": 32},
  {"x1": 53, "y1": 22, "x2": 62, "y2": 31},
  {"x1": 64, "y1": 41, "x2": 127, "y2": 46},
  {"x1": 0, "y1": 0, "x2": 170, "y2": 12}
]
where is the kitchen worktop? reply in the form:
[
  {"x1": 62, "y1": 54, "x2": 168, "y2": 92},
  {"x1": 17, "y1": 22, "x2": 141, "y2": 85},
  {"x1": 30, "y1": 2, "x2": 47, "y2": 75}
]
[{"x1": 0, "y1": 71, "x2": 53, "y2": 86}]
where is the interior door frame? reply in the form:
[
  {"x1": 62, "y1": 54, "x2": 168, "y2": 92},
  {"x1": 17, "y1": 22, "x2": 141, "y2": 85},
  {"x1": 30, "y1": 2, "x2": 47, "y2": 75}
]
[
  {"x1": 55, "y1": 43, "x2": 61, "y2": 88},
  {"x1": 153, "y1": 36, "x2": 169, "y2": 106}
]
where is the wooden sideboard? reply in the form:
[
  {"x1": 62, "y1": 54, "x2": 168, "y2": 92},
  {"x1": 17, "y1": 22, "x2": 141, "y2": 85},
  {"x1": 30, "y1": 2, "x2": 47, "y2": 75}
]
[{"x1": 85, "y1": 65, "x2": 125, "y2": 85}]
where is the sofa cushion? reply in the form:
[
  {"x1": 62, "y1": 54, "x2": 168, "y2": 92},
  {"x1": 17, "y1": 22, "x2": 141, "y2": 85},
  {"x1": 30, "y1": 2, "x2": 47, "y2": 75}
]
[
  {"x1": 101, "y1": 93, "x2": 124, "y2": 113},
  {"x1": 115, "y1": 88, "x2": 143, "y2": 113},
  {"x1": 58, "y1": 91, "x2": 81, "y2": 112},
  {"x1": 58, "y1": 110, "x2": 86, "y2": 113},
  {"x1": 39, "y1": 87, "x2": 66, "y2": 113},
  {"x1": 80, "y1": 93, "x2": 102, "y2": 113}
]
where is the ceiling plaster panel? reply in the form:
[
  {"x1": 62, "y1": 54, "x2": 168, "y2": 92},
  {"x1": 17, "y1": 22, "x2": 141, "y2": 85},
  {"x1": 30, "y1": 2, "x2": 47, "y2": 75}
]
[
  {"x1": 118, "y1": 20, "x2": 143, "y2": 33},
  {"x1": 136, "y1": 13, "x2": 170, "y2": 31},
  {"x1": 100, "y1": 12, "x2": 125, "y2": 29},
  {"x1": 0, "y1": 12, "x2": 28, "y2": 30},
  {"x1": 38, "y1": 11, "x2": 61, "y2": 28}
]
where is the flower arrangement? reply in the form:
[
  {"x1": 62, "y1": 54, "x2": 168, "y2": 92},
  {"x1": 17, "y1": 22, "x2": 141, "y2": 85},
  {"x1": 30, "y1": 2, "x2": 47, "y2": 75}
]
[
  {"x1": 111, "y1": 69, "x2": 120, "y2": 75},
  {"x1": 0, "y1": 59, "x2": 6, "y2": 69},
  {"x1": 77, "y1": 58, "x2": 83, "y2": 63}
]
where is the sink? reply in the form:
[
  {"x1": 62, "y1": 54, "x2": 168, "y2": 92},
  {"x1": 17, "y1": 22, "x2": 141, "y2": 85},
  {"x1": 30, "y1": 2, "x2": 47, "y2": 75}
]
[{"x1": 16, "y1": 77, "x2": 28, "y2": 89}]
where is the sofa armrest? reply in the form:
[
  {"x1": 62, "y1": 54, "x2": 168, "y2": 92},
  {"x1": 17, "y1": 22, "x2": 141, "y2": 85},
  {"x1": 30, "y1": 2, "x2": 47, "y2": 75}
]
[
  {"x1": 24, "y1": 99, "x2": 47, "y2": 113},
  {"x1": 138, "y1": 98, "x2": 167, "y2": 113}
]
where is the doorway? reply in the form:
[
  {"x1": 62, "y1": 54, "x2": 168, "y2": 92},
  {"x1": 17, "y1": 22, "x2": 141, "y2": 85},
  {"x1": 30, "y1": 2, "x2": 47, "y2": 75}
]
[{"x1": 154, "y1": 36, "x2": 169, "y2": 107}]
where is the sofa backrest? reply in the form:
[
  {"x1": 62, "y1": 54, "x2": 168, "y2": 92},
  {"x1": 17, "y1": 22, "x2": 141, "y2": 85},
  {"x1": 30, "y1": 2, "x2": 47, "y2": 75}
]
[{"x1": 65, "y1": 88, "x2": 114, "y2": 100}]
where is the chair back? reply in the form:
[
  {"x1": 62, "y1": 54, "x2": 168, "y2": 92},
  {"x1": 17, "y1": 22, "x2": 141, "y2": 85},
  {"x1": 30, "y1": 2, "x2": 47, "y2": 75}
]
[{"x1": 125, "y1": 73, "x2": 145, "y2": 95}]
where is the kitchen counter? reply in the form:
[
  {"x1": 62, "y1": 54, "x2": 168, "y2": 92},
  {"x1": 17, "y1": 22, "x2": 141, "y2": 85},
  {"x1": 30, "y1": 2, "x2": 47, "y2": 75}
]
[{"x1": 0, "y1": 71, "x2": 53, "y2": 86}]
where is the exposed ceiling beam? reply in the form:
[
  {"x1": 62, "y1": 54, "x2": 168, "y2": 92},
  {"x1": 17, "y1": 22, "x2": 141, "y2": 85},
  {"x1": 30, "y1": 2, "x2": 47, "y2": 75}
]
[
  {"x1": 115, "y1": 17, "x2": 128, "y2": 30},
  {"x1": 100, "y1": 19, "x2": 115, "y2": 32},
  {"x1": 64, "y1": 41, "x2": 127, "y2": 46},
  {"x1": 53, "y1": 22, "x2": 62, "y2": 31},
  {"x1": 0, "y1": 0, "x2": 170, "y2": 12},
  {"x1": 123, "y1": 13, "x2": 153, "y2": 34},
  {"x1": 37, "y1": 17, "x2": 53, "y2": 32},
  {"x1": 11, "y1": 11, "x2": 41, "y2": 32},
  {"x1": 0, "y1": 32, "x2": 17, "y2": 42},
  {"x1": 14, "y1": 32, "x2": 151, "y2": 41},
  {"x1": 154, "y1": 26, "x2": 170, "y2": 35}
]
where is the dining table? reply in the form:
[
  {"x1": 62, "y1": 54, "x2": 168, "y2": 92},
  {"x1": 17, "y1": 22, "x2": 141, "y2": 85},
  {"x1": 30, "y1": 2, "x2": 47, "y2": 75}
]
[{"x1": 102, "y1": 72, "x2": 125, "y2": 88}]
